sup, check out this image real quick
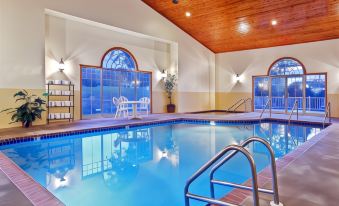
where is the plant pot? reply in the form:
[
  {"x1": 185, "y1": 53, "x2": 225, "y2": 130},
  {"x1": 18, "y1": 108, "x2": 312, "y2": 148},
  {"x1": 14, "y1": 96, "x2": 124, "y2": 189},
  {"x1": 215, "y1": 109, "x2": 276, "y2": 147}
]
[
  {"x1": 167, "y1": 104, "x2": 176, "y2": 113},
  {"x1": 22, "y1": 121, "x2": 32, "y2": 128}
]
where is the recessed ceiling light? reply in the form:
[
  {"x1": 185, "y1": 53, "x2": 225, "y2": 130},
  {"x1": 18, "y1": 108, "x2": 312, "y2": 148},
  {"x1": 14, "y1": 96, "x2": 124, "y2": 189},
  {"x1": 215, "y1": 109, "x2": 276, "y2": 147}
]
[
  {"x1": 238, "y1": 22, "x2": 250, "y2": 34},
  {"x1": 185, "y1": 11, "x2": 191, "y2": 17},
  {"x1": 271, "y1": 19, "x2": 278, "y2": 26}
]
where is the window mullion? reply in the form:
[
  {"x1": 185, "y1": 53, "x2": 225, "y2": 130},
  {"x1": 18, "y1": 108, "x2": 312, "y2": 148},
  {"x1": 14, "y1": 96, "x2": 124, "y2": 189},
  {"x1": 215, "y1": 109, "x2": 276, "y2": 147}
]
[
  {"x1": 285, "y1": 77, "x2": 288, "y2": 114},
  {"x1": 302, "y1": 75, "x2": 306, "y2": 114}
]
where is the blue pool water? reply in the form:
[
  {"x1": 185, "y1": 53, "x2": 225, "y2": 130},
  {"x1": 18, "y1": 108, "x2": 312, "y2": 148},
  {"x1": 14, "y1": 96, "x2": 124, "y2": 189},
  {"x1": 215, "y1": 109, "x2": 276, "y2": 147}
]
[{"x1": 0, "y1": 121, "x2": 322, "y2": 206}]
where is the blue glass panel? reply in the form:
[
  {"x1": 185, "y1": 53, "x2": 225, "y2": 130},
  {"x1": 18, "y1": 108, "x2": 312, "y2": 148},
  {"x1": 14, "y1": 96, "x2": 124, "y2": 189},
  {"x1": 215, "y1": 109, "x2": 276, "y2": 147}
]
[
  {"x1": 82, "y1": 69, "x2": 91, "y2": 115},
  {"x1": 102, "y1": 69, "x2": 120, "y2": 115},
  {"x1": 136, "y1": 73, "x2": 151, "y2": 112},
  {"x1": 254, "y1": 77, "x2": 269, "y2": 110},
  {"x1": 120, "y1": 71, "x2": 136, "y2": 101},
  {"x1": 271, "y1": 78, "x2": 286, "y2": 111},
  {"x1": 102, "y1": 49, "x2": 136, "y2": 70},
  {"x1": 287, "y1": 77, "x2": 303, "y2": 111},
  {"x1": 306, "y1": 74, "x2": 326, "y2": 112},
  {"x1": 82, "y1": 68, "x2": 151, "y2": 117},
  {"x1": 136, "y1": 73, "x2": 151, "y2": 100},
  {"x1": 270, "y1": 58, "x2": 304, "y2": 76},
  {"x1": 81, "y1": 68, "x2": 102, "y2": 116},
  {"x1": 91, "y1": 70, "x2": 102, "y2": 114}
]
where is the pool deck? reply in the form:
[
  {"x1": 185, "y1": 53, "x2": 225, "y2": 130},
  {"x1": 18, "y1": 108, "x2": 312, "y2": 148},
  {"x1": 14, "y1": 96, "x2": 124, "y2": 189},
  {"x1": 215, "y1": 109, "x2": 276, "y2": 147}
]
[
  {"x1": 0, "y1": 166, "x2": 33, "y2": 206},
  {"x1": 0, "y1": 112, "x2": 337, "y2": 206},
  {"x1": 0, "y1": 112, "x2": 326, "y2": 141}
]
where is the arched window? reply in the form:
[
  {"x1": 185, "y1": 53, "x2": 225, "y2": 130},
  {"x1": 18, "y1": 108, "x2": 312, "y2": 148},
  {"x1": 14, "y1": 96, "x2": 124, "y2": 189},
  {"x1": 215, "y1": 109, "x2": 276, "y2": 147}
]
[
  {"x1": 269, "y1": 58, "x2": 304, "y2": 76},
  {"x1": 253, "y1": 57, "x2": 326, "y2": 113},
  {"x1": 81, "y1": 47, "x2": 151, "y2": 119},
  {"x1": 101, "y1": 47, "x2": 138, "y2": 70}
]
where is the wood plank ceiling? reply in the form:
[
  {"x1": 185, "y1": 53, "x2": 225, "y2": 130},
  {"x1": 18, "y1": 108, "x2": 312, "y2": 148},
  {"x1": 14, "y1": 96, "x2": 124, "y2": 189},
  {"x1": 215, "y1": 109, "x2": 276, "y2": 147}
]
[{"x1": 142, "y1": 0, "x2": 339, "y2": 53}]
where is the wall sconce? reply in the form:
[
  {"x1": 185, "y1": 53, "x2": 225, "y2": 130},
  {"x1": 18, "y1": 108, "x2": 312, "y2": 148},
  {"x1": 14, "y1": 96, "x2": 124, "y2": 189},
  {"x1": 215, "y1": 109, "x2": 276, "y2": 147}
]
[
  {"x1": 160, "y1": 69, "x2": 167, "y2": 79},
  {"x1": 161, "y1": 150, "x2": 168, "y2": 158},
  {"x1": 235, "y1": 74, "x2": 241, "y2": 82},
  {"x1": 59, "y1": 58, "x2": 65, "y2": 72}
]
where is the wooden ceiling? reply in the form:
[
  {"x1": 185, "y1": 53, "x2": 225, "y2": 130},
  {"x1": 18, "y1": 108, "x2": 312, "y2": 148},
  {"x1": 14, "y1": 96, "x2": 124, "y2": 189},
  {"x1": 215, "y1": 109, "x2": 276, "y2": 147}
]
[{"x1": 142, "y1": 0, "x2": 339, "y2": 53}]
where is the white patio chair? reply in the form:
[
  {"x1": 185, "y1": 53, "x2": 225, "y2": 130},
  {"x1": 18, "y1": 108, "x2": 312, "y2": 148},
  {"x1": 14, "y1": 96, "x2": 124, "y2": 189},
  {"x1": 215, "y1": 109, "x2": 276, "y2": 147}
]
[
  {"x1": 113, "y1": 97, "x2": 128, "y2": 118},
  {"x1": 113, "y1": 97, "x2": 121, "y2": 118},
  {"x1": 119, "y1": 96, "x2": 130, "y2": 117},
  {"x1": 138, "y1": 97, "x2": 150, "y2": 115}
]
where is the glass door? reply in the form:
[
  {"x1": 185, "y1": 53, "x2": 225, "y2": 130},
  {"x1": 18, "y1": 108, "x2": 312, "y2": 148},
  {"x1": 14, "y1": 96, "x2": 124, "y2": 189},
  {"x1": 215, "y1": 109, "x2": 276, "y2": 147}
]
[
  {"x1": 81, "y1": 68, "x2": 102, "y2": 116},
  {"x1": 271, "y1": 77, "x2": 286, "y2": 112},
  {"x1": 253, "y1": 77, "x2": 269, "y2": 110},
  {"x1": 287, "y1": 76, "x2": 303, "y2": 111},
  {"x1": 102, "y1": 69, "x2": 120, "y2": 115},
  {"x1": 120, "y1": 71, "x2": 137, "y2": 101},
  {"x1": 306, "y1": 74, "x2": 326, "y2": 113}
]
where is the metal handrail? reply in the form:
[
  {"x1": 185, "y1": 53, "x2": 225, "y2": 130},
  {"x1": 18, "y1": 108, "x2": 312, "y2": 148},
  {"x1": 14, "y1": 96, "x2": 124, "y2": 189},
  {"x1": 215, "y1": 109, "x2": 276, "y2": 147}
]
[
  {"x1": 227, "y1": 99, "x2": 244, "y2": 112},
  {"x1": 247, "y1": 98, "x2": 253, "y2": 112},
  {"x1": 209, "y1": 137, "x2": 281, "y2": 206},
  {"x1": 288, "y1": 100, "x2": 299, "y2": 124},
  {"x1": 260, "y1": 99, "x2": 272, "y2": 119},
  {"x1": 323, "y1": 102, "x2": 331, "y2": 128},
  {"x1": 184, "y1": 145, "x2": 260, "y2": 206},
  {"x1": 233, "y1": 98, "x2": 252, "y2": 112}
]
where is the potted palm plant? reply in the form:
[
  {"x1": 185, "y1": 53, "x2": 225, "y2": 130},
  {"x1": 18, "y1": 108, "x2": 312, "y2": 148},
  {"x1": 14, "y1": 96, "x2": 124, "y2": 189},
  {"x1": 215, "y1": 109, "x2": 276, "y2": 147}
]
[
  {"x1": 0, "y1": 90, "x2": 46, "y2": 128},
  {"x1": 163, "y1": 73, "x2": 177, "y2": 113}
]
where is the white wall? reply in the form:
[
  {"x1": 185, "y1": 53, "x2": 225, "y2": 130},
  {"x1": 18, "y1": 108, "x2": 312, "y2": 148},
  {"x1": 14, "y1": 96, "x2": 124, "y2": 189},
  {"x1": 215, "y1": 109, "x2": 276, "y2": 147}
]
[
  {"x1": 216, "y1": 39, "x2": 339, "y2": 94},
  {"x1": 45, "y1": 14, "x2": 171, "y2": 92},
  {"x1": 0, "y1": 0, "x2": 215, "y2": 113},
  {"x1": 0, "y1": 0, "x2": 45, "y2": 89}
]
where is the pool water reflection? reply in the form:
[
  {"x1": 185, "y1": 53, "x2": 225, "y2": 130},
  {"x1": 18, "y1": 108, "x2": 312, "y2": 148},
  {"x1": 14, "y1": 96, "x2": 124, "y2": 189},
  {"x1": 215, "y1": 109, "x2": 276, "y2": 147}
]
[{"x1": 0, "y1": 122, "x2": 322, "y2": 206}]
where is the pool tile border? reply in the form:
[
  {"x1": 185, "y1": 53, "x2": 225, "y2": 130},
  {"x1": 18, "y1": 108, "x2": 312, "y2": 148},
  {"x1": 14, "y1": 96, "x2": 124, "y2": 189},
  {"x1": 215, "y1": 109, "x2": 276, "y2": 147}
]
[
  {"x1": 0, "y1": 152, "x2": 64, "y2": 206},
  {"x1": 0, "y1": 116, "x2": 330, "y2": 206},
  {"x1": 0, "y1": 117, "x2": 328, "y2": 147}
]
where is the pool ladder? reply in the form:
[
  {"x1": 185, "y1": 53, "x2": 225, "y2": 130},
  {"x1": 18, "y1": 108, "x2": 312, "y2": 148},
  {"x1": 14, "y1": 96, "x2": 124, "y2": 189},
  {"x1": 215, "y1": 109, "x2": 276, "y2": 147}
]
[
  {"x1": 227, "y1": 98, "x2": 252, "y2": 113},
  {"x1": 184, "y1": 137, "x2": 284, "y2": 206},
  {"x1": 288, "y1": 100, "x2": 299, "y2": 125},
  {"x1": 259, "y1": 99, "x2": 272, "y2": 121}
]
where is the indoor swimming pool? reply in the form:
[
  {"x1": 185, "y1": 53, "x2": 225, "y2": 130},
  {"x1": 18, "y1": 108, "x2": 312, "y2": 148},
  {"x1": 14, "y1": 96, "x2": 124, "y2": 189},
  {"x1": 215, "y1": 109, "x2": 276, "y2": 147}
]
[{"x1": 0, "y1": 121, "x2": 323, "y2": 206}]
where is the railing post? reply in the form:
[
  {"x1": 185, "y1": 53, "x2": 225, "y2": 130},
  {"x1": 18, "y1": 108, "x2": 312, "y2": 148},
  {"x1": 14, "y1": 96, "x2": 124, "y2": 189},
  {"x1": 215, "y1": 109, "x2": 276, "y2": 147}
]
[
  {"x1": 270, "y1": 99, "x2": 272, "y2": 118},
  {"x1": 297, "y1": 100, "x2": 299, "y2": 120}
]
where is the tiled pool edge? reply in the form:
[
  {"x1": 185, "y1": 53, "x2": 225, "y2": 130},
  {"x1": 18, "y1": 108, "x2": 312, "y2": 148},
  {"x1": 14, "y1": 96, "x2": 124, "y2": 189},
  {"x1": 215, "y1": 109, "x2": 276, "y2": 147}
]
[
  {"x1": 219, "y1": 123, "x2": 332, "y2": 205},
  {"x1": 0, "y1": 117, "x2": 328, "y2": 147},
  {"x1": 0, "y1": 152, "x2": 64, "y2": 206},
  {"x1": 0, "y1": 116, "x2": 330, "y2": 206}
]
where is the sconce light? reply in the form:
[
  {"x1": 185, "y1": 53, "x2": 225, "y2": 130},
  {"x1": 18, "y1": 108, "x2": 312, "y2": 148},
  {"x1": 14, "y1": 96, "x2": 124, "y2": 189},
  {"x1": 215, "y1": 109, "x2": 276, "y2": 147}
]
[
  {"x1": 59, "y1": 58, "x2": 65, "y2": 72},
  {"x1": 235, "y1": 74, "x2": 241, "y2": 82},
  {"x1": 160, "y1": 69, "x2": 167, "y2": 79},
  {"x1": 161, "y1": 150, "x2": 168, "y2": 158}
]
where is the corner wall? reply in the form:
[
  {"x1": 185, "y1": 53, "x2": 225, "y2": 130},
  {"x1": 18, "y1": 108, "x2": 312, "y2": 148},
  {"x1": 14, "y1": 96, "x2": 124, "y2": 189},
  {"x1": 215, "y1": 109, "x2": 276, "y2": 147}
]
[
  {"x1": 0, "y1": 0, "x2": 215, "y2": 129},
  {"x1": 215, "y1": 39, "x2": 339, "y2": 116}
]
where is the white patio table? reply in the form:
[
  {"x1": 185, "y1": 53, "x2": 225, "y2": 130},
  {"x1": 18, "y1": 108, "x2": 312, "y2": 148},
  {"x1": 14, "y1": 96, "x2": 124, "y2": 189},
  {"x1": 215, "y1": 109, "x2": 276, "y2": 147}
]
[{"x1": 121, "y1": 101, "x2": 143, "y2": 120}]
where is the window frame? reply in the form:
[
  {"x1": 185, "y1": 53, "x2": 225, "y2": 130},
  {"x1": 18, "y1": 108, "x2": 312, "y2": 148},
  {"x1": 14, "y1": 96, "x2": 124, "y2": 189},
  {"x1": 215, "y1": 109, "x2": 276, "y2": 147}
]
[
  {"x1": 252, "y1": 57, "x2": 327, "y2": 115},
  {"x1": 267, "y1": 57, "x2": 306, "y2": 76},
  {"x1": 80, "y1": 47, "x2": 152, "y2": 119},
  {"x1": 101, "y1": 47, "x2": 138, "y2": 70}
]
